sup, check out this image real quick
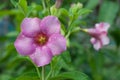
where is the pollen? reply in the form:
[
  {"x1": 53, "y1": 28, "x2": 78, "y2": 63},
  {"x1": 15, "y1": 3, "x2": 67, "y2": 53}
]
[{"x1": 35, "y1": 33, "x2": 48, "y2": 45}]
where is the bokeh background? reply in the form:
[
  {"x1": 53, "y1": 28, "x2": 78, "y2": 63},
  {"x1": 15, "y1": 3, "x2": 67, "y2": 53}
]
[{"x1": 0, "y1": 0, "x2": 120, "y2": 80}]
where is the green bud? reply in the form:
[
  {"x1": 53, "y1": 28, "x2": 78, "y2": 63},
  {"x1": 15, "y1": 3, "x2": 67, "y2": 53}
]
[
  {"x1": 50, "y1": 5, "x2": 58, "y2": 16},
  {"x1": 70, "y1": 2, "x2": 83, "y2": 14}
]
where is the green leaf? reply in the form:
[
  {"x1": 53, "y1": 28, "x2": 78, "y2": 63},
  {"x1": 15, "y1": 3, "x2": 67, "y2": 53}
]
[
  {"x1": 110, "y1": 28, "x2": 120, "y2": 47},
  {"x1": 10, "y1": 0, "x2": 18, "y2": 7},
  {"x1": 59, "y1": 8, "x2": 69, "y2": 17},
  {"x1": 15, "y1": 72, "x2": 39, "y2": 80},
  {"x1": 6, "y1": 31, "x2": 19, "y2": 38},
  {"x1": 51, "y1": 56, "x2": 63, "y2": 76},
  {"x1": 0, "y1": 9, "x2": 19, "y2": 16},
  {"x1": 0, "y1": 3, "x2": 7, "y2": 10},
  {"x1": 78, "y1": 8, "x2": 92, "y2": 16},
  {"x1": 18, "y1": 0, "x2": 28, "y2": 16},
  {"x1": 61, "y1": 51, "x2": 71, "y2": 64},
  {"x1": 85, "y1": 0, "x2": 99, "y2": 9},
  {"x1": 0, "y1": 74, "x2": 11, "y2": 80},
  {"x1": 58, "y1": 8, "x2": 69, "y2": 25},
  {"x1": 98, "y1": 1, "x2": 119, "y2": 25},
  {"x1": 49, "y1": 71, "x2": 89, "y2": 80},
  {"x1": 50, "y1": 5, "x2": 58, "y2": 16}
]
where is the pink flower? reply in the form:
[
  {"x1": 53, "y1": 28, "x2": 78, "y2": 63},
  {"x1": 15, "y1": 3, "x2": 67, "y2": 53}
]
[
  {"x1": 88, "y1": 22, "x2": 110, "y2": 50},
  {"x1": 14, "y1": 16, "x2": 66, "y2": 67}
]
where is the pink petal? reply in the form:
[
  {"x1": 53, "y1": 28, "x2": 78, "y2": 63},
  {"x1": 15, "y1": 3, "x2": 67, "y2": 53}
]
[
  {"x1": 95, "y1": 22, "x2": 110, "y2": 32},
  {"x1": 29, "y1": 46, "x2": 52, "y2": 67},
  {"x1": 40, "y1": 16, "x2": 60, "y2": 36},
  {"x1": 14, "y1": 33, "x2": 36, "y2": 55},
  {"x1": 90, "y1": 38, "x2": 102, "y2": 50},
  {"x1": 100, "y1": 34, "x2": 110, "y2": 45},
  {"x1": 21, "y1": 18, "x2": 41, "y2": 37},
  {"x1": 47, "y1": 34, "x2": 66, "y2": 56},
  {"x1": 93, "y1": 40, "x2": 102, "y2": 50},
  {"x1": 88, "y1": 29, "x2": 100, "y2": 37},
  {"x1": 90, "y1": 37, "x2": 97, "y2": 44}
]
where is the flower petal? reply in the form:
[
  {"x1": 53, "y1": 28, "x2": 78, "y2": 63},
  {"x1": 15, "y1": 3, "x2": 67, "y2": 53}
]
[
  {"x1": 29, "y1": 46, "x2": 52, "y2": 67},
  {"x1": 47, "y1": 34, "x2": 66, "y2": 56},
  {"x1": 100, "y1": 34, "x2": 110, "y2": 45},
  {"x1": 14, "y1": 33, "x2": 36, "y2": 55},
  {"x1": 90, "y1": 37, "x2": 97, "y2": 44},
  {"x1": 40, "y1": 16, "x2": 60, "y2": 36},
  {"x1": 93, "y1": 41, "x2": 101, "y2": 50},
  {"x1": 93, "y1": 40, "x2": 102, "y2": 50},
  {"x1": 90, "y1": 38, "x2": 102, "y2": 50},
  {"x1": 21, "y1": 18, "x2": 41, "y2": 37},
  {"x1": 95, "y1": 22, "x2": 110, "y2": 32}
]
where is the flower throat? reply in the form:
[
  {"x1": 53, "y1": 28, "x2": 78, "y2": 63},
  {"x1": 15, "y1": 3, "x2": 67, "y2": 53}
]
[{"x1": 35, "y1": 33, "x2": 48, "y2": 45}]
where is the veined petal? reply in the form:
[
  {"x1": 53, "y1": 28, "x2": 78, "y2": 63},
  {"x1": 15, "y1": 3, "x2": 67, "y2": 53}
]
[
  {"x1": 47, "y1": 34, "x2": 66, "y2": 56},
  {"x1": 14, "y1": 33, "x2": 36, "y2": 55},
  {"x1": 40, "y1": 16, "x2": 60, "y2": 36},
  {"x1": 21, "y1": 18, "x2": 41, "y2": 37},
  {"x1": 29, "y1": 46, "x2": 52, "y2": 67}
]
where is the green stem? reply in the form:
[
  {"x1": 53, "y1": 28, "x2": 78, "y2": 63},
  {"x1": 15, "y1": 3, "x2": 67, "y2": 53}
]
[
  {"x1": 79, "y1": 28, "x2": 88, "y2": 32},
  {"x1": 28, "y1": 57, "x2": 41, "y2": 80},
  {"x1": 65, "y1": 27, "x2": 88, "y2": 39},
  {"x1": 46, "y1": 63, "x2": 53, "y2": 80},
  {"x1": 46, "y1": 70, "x2": 52, "y2": 80},
  {"x1": 42, "y1": 66, "x2": 45, "y2": 80},
  {"x1": 65, "y1": 31, "x2": 71, "y2": 39},
  {"x1": 35, "y1": 66, "x2": 41, "y2": 80},
  {"x1": 42, "y1": 0, "x2": 46, "y2": 10}
]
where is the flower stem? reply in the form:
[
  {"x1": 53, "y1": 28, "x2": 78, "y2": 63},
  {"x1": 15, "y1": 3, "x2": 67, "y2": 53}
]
[
  {"x1": 46, "y1": 70, "x2": 52, "y2": 80},
  {"x1": 35, "y1": 66, "x2": 41, "y2": 80},
  {"x1": 79, "y1": 28, "x2": 88, "y2": 32},
  {"x1": 42, "y1": 0, "x2": 46, "y2": 10},
  {"x1": 27, "y1": 57, "x2": 41, "y2": 80},
  {"x1": 42, "y1": 66, "x2": 45, "y2": 80},
  {"x1": 46, "y1": 0, "x2": 51, "y2": 15},
  {"x1": 46, "y1": 63, "x2": 52, "y2": 80}
]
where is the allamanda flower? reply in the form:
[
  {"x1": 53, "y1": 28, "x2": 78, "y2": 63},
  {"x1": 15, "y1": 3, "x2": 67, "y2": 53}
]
[
  {"x1": 14, "y1": 16, "x2": 66, "y2": 67},
  {"x1": 87, "y1": 22, "x2": 110, "y2": 50}
]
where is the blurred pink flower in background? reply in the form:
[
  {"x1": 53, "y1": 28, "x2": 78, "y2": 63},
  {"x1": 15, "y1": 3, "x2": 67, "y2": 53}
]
[
  {"x1": 88, "y1": 22, "x2": 110, "y2": 50},
  {"x1": 14, "y1": 16, "x2": 66, "y2": 67}
]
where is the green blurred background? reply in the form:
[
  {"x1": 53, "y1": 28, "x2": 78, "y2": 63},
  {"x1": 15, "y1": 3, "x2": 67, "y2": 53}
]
[{"x1": 0, "y1": 0, "x2": 120, "y2": 80}]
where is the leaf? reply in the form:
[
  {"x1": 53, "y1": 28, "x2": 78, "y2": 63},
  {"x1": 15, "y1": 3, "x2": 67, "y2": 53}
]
[
  {"x1": 49, "y1": 71, "x2": 89, "y2": 80},
  {"x1": 78, "y1": 8, "x2": 92, "y2": 16},
  {"x1": 61, "y1": 51, "x2": 71, "y2": 64},
  {"x1": 0, "y1": 3, "x2": 7, "y2": 10},
  {"x1": 0, "y1": 10, "x2": 19, "y2": 16},
  {"x1": 110, "y1": 28, "x2": 120, "y2": 47},
  {"x1": 15, "y1": 72, "x2": 39, "y2": 80},
  {"x1": 0, "y1": 74, "x2": 11, "y2": 80},
  {"x1": 98, "y1": 1, "x2": 119, "y2": 25},
  {"x1": 85, "y1": 0, "x2": 99, "y2": 9},
  {"x1": 10, "y1": 0, "x2": 18, "y2": 7},
  {"x1": 18, "y1": 0, "x2": 28, "y2": 16},
  {"x1": 59, "y1": 8, "x2": 69, "y2": 17},
  {"x1": 51, "y1": 56, "x2": 63, "y2": 76},
  {"x1": 6, "y1": 31, "x2": 19, "y2": 38}
]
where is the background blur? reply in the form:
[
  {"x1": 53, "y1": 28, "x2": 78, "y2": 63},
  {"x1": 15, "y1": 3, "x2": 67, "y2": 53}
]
[{"x1": 0, "y1": 0, "x2": 120, "y2": 80}]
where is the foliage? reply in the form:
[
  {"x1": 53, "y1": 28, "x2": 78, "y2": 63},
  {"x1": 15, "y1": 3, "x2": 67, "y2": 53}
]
[{"x1": 0, "y1": 0, "x2": 120, "y2": 80}]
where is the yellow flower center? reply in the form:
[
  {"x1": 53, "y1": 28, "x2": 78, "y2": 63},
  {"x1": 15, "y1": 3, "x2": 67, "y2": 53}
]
[{"x1": 35, "y1": 33, "x2": 48, "y2": 45}]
